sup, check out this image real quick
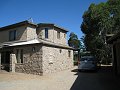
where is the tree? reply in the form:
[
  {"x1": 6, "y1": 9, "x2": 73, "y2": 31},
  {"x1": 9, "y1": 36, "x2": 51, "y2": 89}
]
[
  {"x1": 68, "y1": 32, "x2": 81, "y2": 49},
  {"x1": 80, "y1": 0, "x2": 120, "y2": 64},
  {"x1": 68, "y1": 32, "x2": 82, "y2": 65}
]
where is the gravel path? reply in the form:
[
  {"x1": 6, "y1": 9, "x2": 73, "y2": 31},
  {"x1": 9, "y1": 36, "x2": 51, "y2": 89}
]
[{"x1": 0, "y1": 67, "x2": 77, "y2": 90}]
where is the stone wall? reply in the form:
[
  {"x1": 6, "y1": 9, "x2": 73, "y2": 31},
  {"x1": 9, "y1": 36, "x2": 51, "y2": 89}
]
[
  {"x1": 0, "y1": 44, "x2": 73, "y2": 75},
  {"x1": 37, "y1": 27, "x2": 67, "y2": 45},
  {"x1": 53, "y1": 28, "x2": 67, "y2": 45},
  {"x1": 26, "y1": 26, "x2": 37, "y2": 40},
  {"x1": 9, "y1": 54, "x2": 16, "y2": 72},
  {"x1": 42, "y1": 46, "x2": 73, "y2": 75},
  {"x1": 37, "y1": 27, "x2": 54, "y2": 43},
  {"x1": 14, "y1": 45, "x2": 43, "y2": 75}
]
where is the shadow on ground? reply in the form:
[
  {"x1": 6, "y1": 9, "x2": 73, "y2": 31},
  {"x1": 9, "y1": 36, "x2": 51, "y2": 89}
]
[{"x1": 70, "y1": 66, "x2": 120, "y2": 90}]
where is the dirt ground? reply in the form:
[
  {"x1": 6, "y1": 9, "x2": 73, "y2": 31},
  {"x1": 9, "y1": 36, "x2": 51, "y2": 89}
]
[
  {"x1": 1, "y1": 66, "x2": 120, "y2": 90},
  {"x1": 0, "y1": 67, "x2": 77, "y2": 90}
]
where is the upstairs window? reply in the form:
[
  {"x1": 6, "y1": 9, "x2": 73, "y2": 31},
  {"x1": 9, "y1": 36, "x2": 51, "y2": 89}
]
[
  {"x1": 9, "y1": 30, "x2": 16, "y2": 41},
  {"x1": 68, "y1": 50, "x2": 71, "y2": 57},
  {"x1": 45, "y1": 28, "x2": 48, "y2": 38},
  {"x1": 57, "y1": 31, "x2": 60, "y2": 39},
  {"x1": 64, "y1": 33, "x2": 66, "y2": 38}
]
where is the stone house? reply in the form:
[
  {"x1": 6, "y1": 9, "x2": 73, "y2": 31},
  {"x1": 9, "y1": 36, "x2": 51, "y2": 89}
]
[
  {"x1": 107, "y1": 32, "x2": 120, "y2": 76},
  {"x1": 0, "y1": 21, "x2": 73, "y2": 75}
]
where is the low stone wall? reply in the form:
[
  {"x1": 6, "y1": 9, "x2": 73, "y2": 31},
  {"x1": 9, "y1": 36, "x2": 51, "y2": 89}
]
[
  {"x1": 14, "y1": 45, "x2": 43, "y2": 75},
  {"x1": 42, "y1": 46, "x2": 73, "y2": 74}
]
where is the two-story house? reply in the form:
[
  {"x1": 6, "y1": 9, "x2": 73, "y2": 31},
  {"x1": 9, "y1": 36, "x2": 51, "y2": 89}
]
[{"x1": 0, "y1": 20, "x2": 73, "y2": 75}]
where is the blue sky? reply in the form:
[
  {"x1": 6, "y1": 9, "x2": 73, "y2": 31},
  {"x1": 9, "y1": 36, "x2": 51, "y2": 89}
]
[{"x1": 0, "y1": 0, "x2": 107, "y2": 40}]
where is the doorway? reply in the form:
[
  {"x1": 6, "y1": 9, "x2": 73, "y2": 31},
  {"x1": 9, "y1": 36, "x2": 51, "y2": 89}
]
[{"x1": 1, "y1": 51, "x2": 11, "y2": 71}]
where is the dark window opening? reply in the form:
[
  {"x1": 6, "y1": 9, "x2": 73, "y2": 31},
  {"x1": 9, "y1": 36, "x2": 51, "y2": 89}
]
[
  {"x1": 60, "y1": 49, "x2": 62, "y2": 53},
  {"x1": 1, "y1": 52, "x2": 10, "y2": 64},
  {"x1": 64, "y1": 33, "x2": 66, "y2": 38},
  {"x1": 68, "y1": 50, "x2": 71, "y2": 57},
  {"x1": 32, "y1": 47, "x2": 35, "y2": 52},
  {"x1": 20, "y1": 49, "x2": 23, "y2": 63},
  {"x1": 45, "y1": 28, "x2": 48, "y2": 38},
  {"x1": 9, "y1": 30, "x2": 16, "y2": 41}
]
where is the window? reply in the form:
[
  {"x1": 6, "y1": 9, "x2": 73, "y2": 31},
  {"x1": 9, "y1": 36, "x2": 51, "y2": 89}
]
[
  {"x1": 64, "y1": 33, "x2": 66, "y2": 38},
  {"x1": 32, "y1": 47, "x2": 35, "y2": 52},
  {"x1": 45, "y1": 28, "x2": 48, "y2": 38},
  {"x1": 59, "y1": 49, "x2": 62, "y2": 53},
  {"x1": 20, "y1": 49, "x2": 23, "y2": 63},
  {"x1": 9, "y1": 30, "x2": 16, "y2": 41},
  {"x1": 16, "y1": 49, "x2": 23, "y2": 63},
  {"x1": 68, "y1": 50, "x2": 71, "y2": 57},
  {"x1": 57, "y1": 31, "x2": 60, "y2": 39}
]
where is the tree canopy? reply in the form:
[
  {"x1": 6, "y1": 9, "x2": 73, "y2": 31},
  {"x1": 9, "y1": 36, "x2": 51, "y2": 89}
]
[
  {"x1": 81, "y1": 0, "x2": 120, "y2": 64},
  {"x1": 68, "y1": 32, "x2": 81, "y2": 49}
]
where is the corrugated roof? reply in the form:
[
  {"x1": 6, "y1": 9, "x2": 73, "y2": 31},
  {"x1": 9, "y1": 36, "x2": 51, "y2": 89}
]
[
  {"x1": 0, "y1": 39, "x2": 74, "y2": 50},
  {"x1": 0, "y1": 39, "x2": 40, "y2": 48}
]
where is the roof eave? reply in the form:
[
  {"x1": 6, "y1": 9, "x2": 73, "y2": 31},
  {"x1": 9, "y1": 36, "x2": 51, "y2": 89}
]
[
  {"x1": 0, "y1": 20, "x2": 38, "y2": 31},
  {"x1": 38, "y1": 23, "x2": 69, "y2": 32}
]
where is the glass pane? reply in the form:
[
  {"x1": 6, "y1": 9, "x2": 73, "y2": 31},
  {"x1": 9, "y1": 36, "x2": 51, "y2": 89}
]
[
  {"x1": 9, "y1": 30, "x2": 16, "y2": 41},
  {"x1": 45, "y1": 28, "x2": 48, "y2": 38}
]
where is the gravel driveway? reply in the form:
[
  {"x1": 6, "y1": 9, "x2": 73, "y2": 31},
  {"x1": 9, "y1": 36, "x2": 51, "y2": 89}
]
[{"x1": 0, "y1": 67, "x2": 77, "y2": 90}]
